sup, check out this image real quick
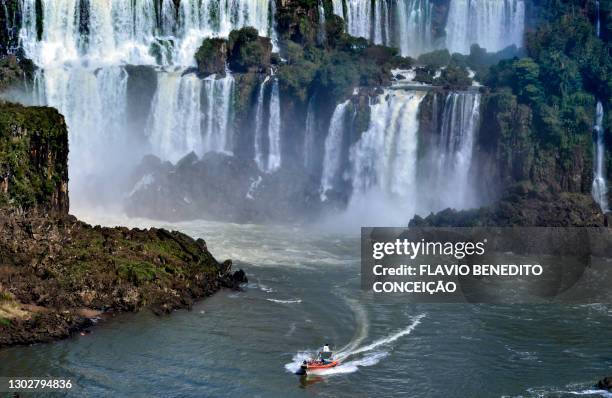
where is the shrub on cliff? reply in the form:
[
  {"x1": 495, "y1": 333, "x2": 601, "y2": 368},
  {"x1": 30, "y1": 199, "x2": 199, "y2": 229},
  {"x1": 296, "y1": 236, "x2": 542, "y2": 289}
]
[
  {"x1": 228, "y1": 27, "x2": 272, "y2": 73},
  {"x1": 0, "y1": 102, "x2": 68, "y2": 213},
  {"x1": 195, "y1": 38, "x2": 228, "y2": 77},
  {"x1": 487, "y1": 12, "x2": 609, "y2": 151}
]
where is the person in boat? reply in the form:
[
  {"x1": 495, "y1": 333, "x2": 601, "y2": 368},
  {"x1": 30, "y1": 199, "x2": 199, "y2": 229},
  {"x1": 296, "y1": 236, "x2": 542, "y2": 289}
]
[{"x1": 318, "y1": 344, "x2": 333, "y2": 364}]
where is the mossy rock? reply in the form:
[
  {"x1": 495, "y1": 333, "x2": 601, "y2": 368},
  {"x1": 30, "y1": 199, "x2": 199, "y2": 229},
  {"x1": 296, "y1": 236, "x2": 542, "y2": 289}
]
[
  {"x1": 0, "y1": 101, "x2": 68, "y2": 214},
  {"x1": 195, "y1": 38, "x2": 228, "y2": 78},
  {"x1": 228, "y1": 27, "x2": 272, "y2": 73}
]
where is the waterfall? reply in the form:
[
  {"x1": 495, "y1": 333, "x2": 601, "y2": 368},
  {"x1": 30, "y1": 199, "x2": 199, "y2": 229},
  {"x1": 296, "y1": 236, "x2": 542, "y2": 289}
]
[
  {"x1": 268, "y1": 79, "x2": 282, "y2": 171},
  {"x1": 146, "y1": 73, "x2": 203, "y2": 163},
  {"x1": 420, "y1": 92, "x2": 480, "y2": 212},
  {"x1": 18, "y1": 0, "x2": 275, "y2": 202},
  {"x1": 592, "y1": 101, "x2": 608, "y2": 212},
  {"x1": 320, "y1": 100, "x2": 351, "y2": 201},
  {"x1": 254, "y1": 78, "x2": 282, "y2": 173},
  {"x1": 344, "y1": 0, "x2": 373, "y2": 40},
  {"x1": 147, "y1": 72, "x2": 235, "y2": 163},
  {"x1": 350, "y1": 90, "x2": 426, "y2": 200},
  {"x1": 254, "y1": 76, "x2": 270, "y2": 171},
  {"x1": 591, "y1": 2, "x2": 607, "y2": 212},
  {"x1": 304, "y1": 95, "x2": 317, "y2": 169},
  {"x1": 445, "y1": 0, "x2": 525, "y2": 54},
  {"x1": 317, "y1": 0, "x2": 327, "y2": 44},
  {"x1": 332, "y1": 0, "x2": 433, "y2": 57},
  {"x1": 32, "y1": 66, "x2": 130, "y2": 178},
  {"x1": 395, "y1": 0, "x2": 433, "y2": 56},
  {"x1": 596, "y1": 0, "x2": 601, "y2": 37},
  {"x1": 332, "y1": 0, "x2": 344, "y2": 16},
  {"x1": 202, "y1": 75, "x2": 235, "y2": 156},
  {"x1": 19, "y1": 0, "x2": 274, "y2": 67}
]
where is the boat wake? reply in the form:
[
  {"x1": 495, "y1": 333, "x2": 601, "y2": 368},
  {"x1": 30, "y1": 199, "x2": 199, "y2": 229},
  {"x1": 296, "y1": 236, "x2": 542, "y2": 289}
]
[
  {"x1": 266, "y1": 298, "x2": 302, "y2": 304},
  {"x1": 336, "y1": 297, "x2": 369, "y2": 355},
  {"x1": 569, "y1": 390, "x2": 612, "y2": 397},
  {"x1": 525, "y1": 385, "x2": 612, "y2": 397},
  {"x1": 342, "y1": 314, "x2": 425, "y2": 358},
  {"x1": 285, "y1": 314, "x2": 425, "y2": 376}
]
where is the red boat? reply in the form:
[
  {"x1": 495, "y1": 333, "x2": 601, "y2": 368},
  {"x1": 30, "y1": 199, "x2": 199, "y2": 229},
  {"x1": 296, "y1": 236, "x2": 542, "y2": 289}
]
[
  {"x1": 302, "y1": 359, "x2": 339, "y2": 371},
  {"x1": 295, "y1": 346, "x2": 339, "y2": 375}
]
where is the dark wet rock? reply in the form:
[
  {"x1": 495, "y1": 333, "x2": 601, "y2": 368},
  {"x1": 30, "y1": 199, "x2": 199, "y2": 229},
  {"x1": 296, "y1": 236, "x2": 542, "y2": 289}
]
[
  {"x1": 195, "y1": 38, "x2": 228, "y2": 77},
  {"x1": 597, "y1": 376, "x2": 612, "y2": 390},
  {"x1": 228, "y1": 27, "x2": 272, "y2": 73},
  {"x1": 125, "y1": 152, "x2": 323, "y2": 224},
  {"x1": 0, "y1": 101, "x2": 68, "y2": 214},
  {"x1": 0, "y1": 204, "x2": 242, "y2": 347},
  {"x1": 410, "y1": 186, "x2": 605, "y2": 227},
  {"x1": 125, "y1": 65, "x2": 157, "y2": 136},
  {"x1": 276, "y1": 0, "x2": 321, "y2": 45},
  {"x1": 0, "y1": 55, "x2": 35, "y2": 91},
  {"x1": 0, "y1": 101, "x2": 243, "y2": 347}
]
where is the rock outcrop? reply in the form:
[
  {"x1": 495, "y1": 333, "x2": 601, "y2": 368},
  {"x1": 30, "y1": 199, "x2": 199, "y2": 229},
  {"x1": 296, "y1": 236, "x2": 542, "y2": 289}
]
[
  {"x1": 597, "y1": 376, "x2": 612, "y2": 390},
  {"x1": 195, "y1": 38, "x2": 228, "y2": 77},
  {"x1": 410, "y1": 185, "x2": 605, "y2": 227},
  {"x1": 0, "y1": 102, "x2": 246, "y2": 347},
  {"x1": 0, "y1": 102, "x2": 68, "y2": 214},
  {"x1": 124, "y1": 152, "x2": 322, "y2": 224},
  {"x1": 193, "y1": 27, "x2": 273, "y2": 78}
]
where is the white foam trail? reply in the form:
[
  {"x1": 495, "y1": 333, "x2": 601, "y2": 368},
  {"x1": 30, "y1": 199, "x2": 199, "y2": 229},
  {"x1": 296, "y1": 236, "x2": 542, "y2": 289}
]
[
  {"x1": 313, "y1": 352, "x2": 388, "y2": 375},
  {"x1": 344, "y1": 313, "x2": 425, "y2": 357},
  {"x1": 285, "y1": 351, "x2": 315, "y2": 374},
  {"x1": 285, "y1": 314, "x2": 425, "y2": 375},
  {"x1": 266, "y1": 298, "x2": 302, "y2": 304},
  {"x1": 570, "y1": 390, "x2": 612, "y2": 397},
  {"x1": 336, "y1": 297, "x2": 369, "y2": 356}
]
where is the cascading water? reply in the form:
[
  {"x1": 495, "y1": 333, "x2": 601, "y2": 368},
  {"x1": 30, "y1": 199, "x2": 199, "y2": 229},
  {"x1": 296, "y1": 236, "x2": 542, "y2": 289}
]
[
  {"x1": 18, "y1": 0, "x2": 274, "y2": 204},
  {"x1": 591, "y1": 5, "x2": 607, "y2": 212},
  {"x1": 320, "y1": 100, "x2": 351, "y2": 201},
  {"x1": 394, "y1": 0, "x2": 433, "y2": 56},
  {"x1": 596, "y1": 0, "x2": 601, "y2": 37},
  {"x1": 33, "y1": 66, "x2": 130, "y2": 178},
  {"x1": 592, "y1": 101, "x2": 608, "y2": 212},
  {"x1": 303, "y1": 96, "x2": 317, "y2": 169},
  {"x1": 350, "y1": 90, "x2": 425, "y2": 202},
  {"x1": 254, "y1": 78, "x2": 282, "y2": 173},
  {"x1": 419, "y1": 91, "x2": 481, "y2": 212},
  {"x1": 445, "y1": 0, "x2": 525, "y2": 54},
  {"x1": 317, "y1": 0, "x2": 327, "y2": 44},
  {"x1": 147, "y1": 73, "x2": 235, "y2": 163},
  {"x1": 20, "y1": 0, "x2": 274, "y2": 67},
  {"x1": 331, "y1": 0, "x2": 433, "y2": 57},
  {"x1": 267, "y1": 80, "x2": 282, "y2": 171}
]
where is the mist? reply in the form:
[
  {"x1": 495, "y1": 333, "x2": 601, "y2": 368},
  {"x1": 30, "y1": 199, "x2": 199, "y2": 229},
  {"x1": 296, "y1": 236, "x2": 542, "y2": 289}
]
[{"x1": 4, "y1": 0, "x2": 502, "y2": 229}]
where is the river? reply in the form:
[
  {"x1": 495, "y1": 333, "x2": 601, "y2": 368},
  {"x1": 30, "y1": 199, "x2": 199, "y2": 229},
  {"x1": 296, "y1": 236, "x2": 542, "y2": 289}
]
[{"x1": 1, "y1": 214, "x2": 612, "y2": 397}]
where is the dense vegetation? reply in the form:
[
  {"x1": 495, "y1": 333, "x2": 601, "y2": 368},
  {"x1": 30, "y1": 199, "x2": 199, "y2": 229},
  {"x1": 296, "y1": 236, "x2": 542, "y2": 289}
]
[{"x1": 0, "y1": 102, "x2": 68, "y2": 212}]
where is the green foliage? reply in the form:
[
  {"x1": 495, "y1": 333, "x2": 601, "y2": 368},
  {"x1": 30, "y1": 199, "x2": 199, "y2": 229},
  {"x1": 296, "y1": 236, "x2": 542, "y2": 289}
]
[
  {"x1": 277, "y1": 33, "x2": 412, "y2": 102},
  {"x1": 486, "y1": 11, "x2": 608, "y2": 151},
  {"x1": 277, "y1": 42, "x2": 321, "y2": 101},
  {"x1": 194, "y1": 38, "x2": 227, "y2": 77},
  {"x1": 228, "y1": 27, "x2": 272, "y2": 73},
  {"x1": 436, "y1": 65, "x2": 472, "y2": 89},
  {"x1": 417, "y1": 49, "x2": 451, "y2": 69},
  {"x1": 117, "y1": 260, "x2": 159, "y2": 286},
  {"x1": 0, "y1": 318, "x2": 10, "y2": 327},
  {"x1": 0, "y1": 102, "x2": 68, "y2": 211}
]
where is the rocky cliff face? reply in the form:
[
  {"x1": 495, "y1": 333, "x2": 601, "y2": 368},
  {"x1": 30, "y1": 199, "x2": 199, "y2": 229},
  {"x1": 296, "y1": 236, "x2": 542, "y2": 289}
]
[
  {"x1": 0, "y1": 102, "x2": 69, "y2": 214},
  {"x1": 0, "y1": 102, "x2": 246, "y2": 347}
]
